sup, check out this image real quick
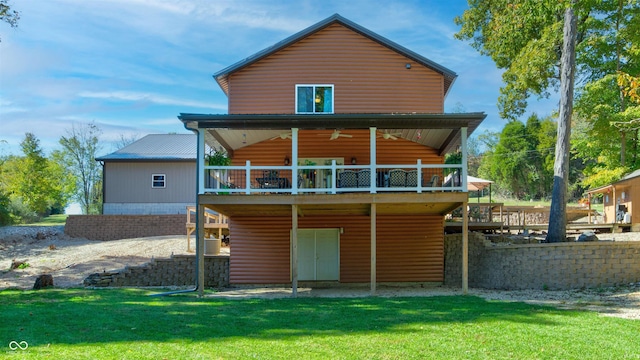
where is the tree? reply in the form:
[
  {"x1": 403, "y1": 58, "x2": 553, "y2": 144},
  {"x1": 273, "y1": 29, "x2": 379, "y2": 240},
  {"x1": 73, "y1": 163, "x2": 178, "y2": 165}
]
[
  {"x1": 478, "y1": 115, "x2": 556, "y2": 199},
  {"x1": 547, "y1": 3, "x2": 577, "y2": 243},
  {"x1": 0, "y1": 0, "x2": 19, "y2": 41},
  {"x1": 112, "y1": 133, "x2": 139, "y2": 151},
  {"x1": 2, "y1": 133, "x2": 73, "y2": 218},
  {"x1": 58, "y1": 123, "x2": 103, "y2": 214}
]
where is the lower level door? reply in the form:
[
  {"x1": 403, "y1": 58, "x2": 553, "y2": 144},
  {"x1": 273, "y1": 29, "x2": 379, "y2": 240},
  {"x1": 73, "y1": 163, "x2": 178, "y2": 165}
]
[{"x1": 296, "y1": 229, "x2": 339, "y2": 281}]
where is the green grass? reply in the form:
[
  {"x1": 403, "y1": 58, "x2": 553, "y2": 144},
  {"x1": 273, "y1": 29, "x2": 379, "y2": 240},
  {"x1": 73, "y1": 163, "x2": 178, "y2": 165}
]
[
  {"x1": 23, "y1": 214, "x2": 68, "y2": 226},
  {"x1": 1, "y1": 289, "x2": 639, "y2": 359}
]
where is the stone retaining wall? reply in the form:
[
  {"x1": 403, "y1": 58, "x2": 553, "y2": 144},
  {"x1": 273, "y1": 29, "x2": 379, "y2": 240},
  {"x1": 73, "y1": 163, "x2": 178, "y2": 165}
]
[
  {"x1": 84, "y1": 255, "x2": 229, "y2": 288},
  {"x1": 65, "y1": 214, "x2": 186, "y2": 240},
  {"x1": 445, "y1": 233, "x2": 640, "y2": 290}
]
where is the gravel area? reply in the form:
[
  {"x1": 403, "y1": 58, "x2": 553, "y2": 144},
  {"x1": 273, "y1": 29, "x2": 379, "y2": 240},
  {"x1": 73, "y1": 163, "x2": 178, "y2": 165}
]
[
  {"x1": 1, "y1": 226, "x2": 638, "y2": 320},
  {"x1": 0, "y1": 225, "x2": 225, "y2": 289}
]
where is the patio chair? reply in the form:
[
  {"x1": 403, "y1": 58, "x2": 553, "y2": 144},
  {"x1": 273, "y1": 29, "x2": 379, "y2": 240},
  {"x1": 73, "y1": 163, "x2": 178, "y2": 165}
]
[
  {"x1": 260, "y1": 170, "x2": 280, "y2": 189},
  {"x1": 339, "y1": 170, "x2": 357, "y2": 188},
  {"x1": 357, "y1": 169, "x2": 371, "y2": 188},
  {"x1": 389, "y1": 169, "x2": 406, "y2": 187},
  {"x1": 426, "y1": 174, "x2": 440, "y2": 189},
  {"x1": 405, "y1": 170, "x2": 418, "y2": 187}
]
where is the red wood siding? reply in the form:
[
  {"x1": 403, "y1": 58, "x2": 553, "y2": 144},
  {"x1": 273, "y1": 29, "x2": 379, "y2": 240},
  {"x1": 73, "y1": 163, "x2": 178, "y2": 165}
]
[
  {"x1": 228, "y1": 23, "x2": 444, "y2": 114},
  {"x1": 232, "y1": 130, "x2": 442, "y2": 166},
  {"x1": 228, "y1": 214, "x2": 444, "y2": 284},
  {"x1": 229, "y1": 217, "x2": 292, "y2": 284},
  {"x1": 377, "y1": 215, "x2": 444, "y2": 282}
]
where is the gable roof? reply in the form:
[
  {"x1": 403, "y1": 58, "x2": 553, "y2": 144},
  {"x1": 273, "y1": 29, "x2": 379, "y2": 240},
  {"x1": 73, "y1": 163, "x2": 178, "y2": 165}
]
[
  {"x1": 213, "y1": 13, "x2": 457, "y2": 96},
  {"x1": 96, "y1": 134, "x2": 196, "y2": 161}
]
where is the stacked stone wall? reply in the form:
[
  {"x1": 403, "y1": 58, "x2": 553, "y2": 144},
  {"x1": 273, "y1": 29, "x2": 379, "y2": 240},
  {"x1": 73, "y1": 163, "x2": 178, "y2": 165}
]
[
  {"x1": 84, "y1": 255, "x2": 229, "y2": 288},
  {"x1": 445, "y1": 233, "x2": 640, "y2": 290}
]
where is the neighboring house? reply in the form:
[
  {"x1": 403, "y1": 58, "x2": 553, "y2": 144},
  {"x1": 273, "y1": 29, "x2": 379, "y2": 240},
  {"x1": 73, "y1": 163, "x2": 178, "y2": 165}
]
[
  {"x1": 179, "y1": 14, "x2": 486, "y2": 294},
  {"x1": 96, "y1": 134, "x2": 196, "y2": 215},
  {"x1": 586, "y1": 169, "x2": 640, "y2": 227}
]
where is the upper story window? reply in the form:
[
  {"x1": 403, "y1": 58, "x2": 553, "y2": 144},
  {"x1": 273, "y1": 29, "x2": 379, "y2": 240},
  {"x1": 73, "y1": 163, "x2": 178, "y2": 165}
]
[
  {"x1": 152, "y1": 174, "x2": 166, "y2": 188},
  {"x1": 296, "y1": 85, "x2": 333, "y2": 114}
]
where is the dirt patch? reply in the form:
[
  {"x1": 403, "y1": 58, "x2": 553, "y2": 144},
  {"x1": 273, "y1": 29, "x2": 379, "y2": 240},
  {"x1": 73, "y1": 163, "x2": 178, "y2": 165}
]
[
  {"x1": 0, "y1": 225, "x2": 227, "y2": 289},
  {"x1": 1, "y1": 226, "x2": 638, "y2": 320}
]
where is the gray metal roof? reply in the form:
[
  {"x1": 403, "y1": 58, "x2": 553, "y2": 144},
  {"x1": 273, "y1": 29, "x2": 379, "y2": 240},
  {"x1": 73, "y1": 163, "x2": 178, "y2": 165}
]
[
  {"x1": 96, "y1": 134, "x2": 196, "y2": 161},
  {"x1": 213, "y1": 13, "x2": 458, "y2": 96}
]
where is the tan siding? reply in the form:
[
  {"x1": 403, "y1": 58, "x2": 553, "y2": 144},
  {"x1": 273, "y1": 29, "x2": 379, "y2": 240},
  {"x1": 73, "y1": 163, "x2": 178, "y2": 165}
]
[
  {"x1": 228, "y1": 214, "x2": 444, "y2": 284},
  {"x1": 104, "y1": 162, "x2": 195, "y2": 203},
  {"x1": 228, "y1": 23, "x2": 444, "y2": 114},
  {"x1": 377, "y1": 215, "x2": 444, "y2": 282}
]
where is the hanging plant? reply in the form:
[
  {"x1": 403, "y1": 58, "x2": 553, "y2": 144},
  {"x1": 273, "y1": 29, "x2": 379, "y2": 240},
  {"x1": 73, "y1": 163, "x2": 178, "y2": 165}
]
[{"x1": 206, "y1": 147, "x2": 231, "y2": 166}]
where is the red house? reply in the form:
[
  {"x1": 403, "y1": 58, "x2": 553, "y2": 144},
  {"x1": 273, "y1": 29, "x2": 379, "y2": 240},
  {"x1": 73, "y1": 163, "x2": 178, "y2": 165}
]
[{"x1": 179, "y1": 14, "x2": 485, "y2": 295}]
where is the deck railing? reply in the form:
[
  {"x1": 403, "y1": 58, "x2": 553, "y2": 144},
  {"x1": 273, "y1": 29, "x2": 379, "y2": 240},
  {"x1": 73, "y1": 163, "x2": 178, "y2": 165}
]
[{"x1": 202, "y1": 160, "x2": 465, "y2": 195}]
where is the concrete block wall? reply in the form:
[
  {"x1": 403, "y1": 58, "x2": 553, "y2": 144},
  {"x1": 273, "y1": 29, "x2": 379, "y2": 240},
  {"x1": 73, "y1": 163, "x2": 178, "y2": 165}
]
[
  {"x1": 84, "y1": 255, "x2": 229, "y2": 288},
  {"x1": 65, "y1": 214, "x2": 186, "y2": 240},
  {"x1": 445, "y1": 233, "x2": 640, "y2": 290}
]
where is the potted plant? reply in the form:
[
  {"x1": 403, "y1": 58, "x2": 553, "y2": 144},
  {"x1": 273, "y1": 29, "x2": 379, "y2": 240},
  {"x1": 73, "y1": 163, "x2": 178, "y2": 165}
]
[{"x1": 205, "y1": 147, "x2": 232, "y2": 191}]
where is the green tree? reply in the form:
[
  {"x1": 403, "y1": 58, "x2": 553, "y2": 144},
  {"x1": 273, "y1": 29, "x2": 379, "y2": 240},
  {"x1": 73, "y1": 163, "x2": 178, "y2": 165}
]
[
  {"x1": 2, "y1": 133, "x2": 72, "y2": 218},
  {"x1": 478, "y1": 114, "x2": 557, "y2": 200},
  {"x1": 58, "y1": 123, "x2": 103, "y2": 214},
  {"x1": 0, "y1": 0, "x2": 19, "y2": 42}
]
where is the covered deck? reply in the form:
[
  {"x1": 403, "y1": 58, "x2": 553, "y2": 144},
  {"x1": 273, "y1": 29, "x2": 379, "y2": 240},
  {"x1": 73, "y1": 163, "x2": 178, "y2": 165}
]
[{"x1": 179, "y1": 113, "x2": 486, "y2": 297}]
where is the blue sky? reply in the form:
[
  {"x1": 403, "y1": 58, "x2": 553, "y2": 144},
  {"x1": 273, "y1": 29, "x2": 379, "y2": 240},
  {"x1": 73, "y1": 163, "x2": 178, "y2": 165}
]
[{"x1": 0, "y1": 0, "x2": 559, "y2": 156}]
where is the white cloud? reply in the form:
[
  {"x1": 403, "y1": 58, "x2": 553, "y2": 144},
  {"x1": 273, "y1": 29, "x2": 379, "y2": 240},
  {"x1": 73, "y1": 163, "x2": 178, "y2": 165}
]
[{"x1": 78, "y1": 91, "x2": 225, "y2": 110}]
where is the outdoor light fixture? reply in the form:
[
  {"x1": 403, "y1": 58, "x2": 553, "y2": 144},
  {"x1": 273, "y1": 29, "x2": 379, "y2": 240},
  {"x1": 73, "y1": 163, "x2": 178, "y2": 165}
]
[
  {"x1": 405, "y1": 63, "x2": 411, "y2": 69},
  {"x1": 351, "y1": 157, "x2": 357, "y2": 165},
  {"x1": 284, "y1": 156, "x2": 290, "y2": 166}
]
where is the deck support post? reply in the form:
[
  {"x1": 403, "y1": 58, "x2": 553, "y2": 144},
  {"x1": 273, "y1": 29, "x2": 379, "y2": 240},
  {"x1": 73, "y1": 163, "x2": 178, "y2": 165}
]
[
  {"x1": 370, "y1": 203, "x2": 377, "y2": 295},
  {"x1": 291, "y1": 204, "x2": 298, "y2": 297},
  {"x1": 369, "y1": 127, "x2": 377, "y2": 193},
  {"x1": 197, "y1": 203, "x2": 205, "y2": 297},
  {"x1": 291, "y1": 128, "x2": 299, "y2": 194},
  {"x1": 462, "y1": 200, "x2": 469, "y2": 294}
]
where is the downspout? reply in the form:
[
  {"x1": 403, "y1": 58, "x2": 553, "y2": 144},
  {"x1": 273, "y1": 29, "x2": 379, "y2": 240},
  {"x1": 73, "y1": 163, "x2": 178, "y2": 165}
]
[
  {"x1": 100, "y1": 161, "x2": 105, "y2": 214},
  {"x1": 151, "y1": 122, "x2": 202, "y2": 297}
]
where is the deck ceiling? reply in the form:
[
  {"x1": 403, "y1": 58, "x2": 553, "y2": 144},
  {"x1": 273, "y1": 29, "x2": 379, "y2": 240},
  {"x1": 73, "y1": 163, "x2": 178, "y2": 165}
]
[
  {"x1": 199, "y1": 192, "x2": 467, "y2": 217},
  {"x1": 181, "y1": 112, "x2": 486, "y2": 156}
]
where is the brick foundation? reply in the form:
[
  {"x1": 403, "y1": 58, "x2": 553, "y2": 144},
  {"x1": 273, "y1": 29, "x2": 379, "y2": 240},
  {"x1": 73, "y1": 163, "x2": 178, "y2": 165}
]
[
  {"x1": 445, "y1": 233, "x2": 640, "y2": 290},
  {"x1": 65, "y1": 214, "x2": 186, "y2": 240}
]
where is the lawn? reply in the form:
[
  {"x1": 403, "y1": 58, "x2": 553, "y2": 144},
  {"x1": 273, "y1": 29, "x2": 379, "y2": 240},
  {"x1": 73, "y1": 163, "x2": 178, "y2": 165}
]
[
  {"x1": 23, "y1": 214, "x2": 68, "y2": 226},
  {"x1": 1, "y1": 289, "x2": 639, "y2": 359}
]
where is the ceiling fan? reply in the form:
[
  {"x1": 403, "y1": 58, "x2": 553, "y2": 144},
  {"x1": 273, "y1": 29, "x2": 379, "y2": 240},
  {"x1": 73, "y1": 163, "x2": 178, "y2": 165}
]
[
  {"x1": 377, "y1": 130, "x2": 402, "y2": 140},
  {"x1": 317, "y1": 130, "x2": 353, "y2": 140},
  {"x1": 270, "y1": 132, "x2": 292, "y2": 140}
]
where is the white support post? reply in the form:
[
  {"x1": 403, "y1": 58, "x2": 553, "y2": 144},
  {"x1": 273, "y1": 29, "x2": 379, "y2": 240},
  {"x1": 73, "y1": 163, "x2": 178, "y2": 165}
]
[
  {"x1": 245, "y1": 160, "x2": 251, "y2": 194},
  {"x1": 462, "y1": 200, "x2": 469, "y2": 294},
  {"x1": 331, "y1": 160, "x2": 337, "y2": 194},
  {"x1": 291, "y1": 204, "x2": 298, "y2": 297},
  {"x1": 370, "y1": 203, "x2": 377, "y2": 295},
  {"x1": 461, "y1": 127, "x2": 468, "y2": 193},
  {"x1": 417, "y1": 159, "x2": 423, "y2": 193},
  {"x1": 197, "y1": 203, "x2": 205, "y2": 297},
  {"x1": 292, "y1": 128, "x2": 299, "y2": 195},
  {"x1": 369, "y1": 127, "x2": 377, "y2": 193},
  {"x1": 197, "y1": 129, "x2": 205, "y2": 194}
]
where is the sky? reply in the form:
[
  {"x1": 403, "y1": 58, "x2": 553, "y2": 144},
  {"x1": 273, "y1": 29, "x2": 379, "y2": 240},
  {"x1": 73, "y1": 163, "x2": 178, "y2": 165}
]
[{"x1": 0, "y1": 0, "x2": 560, "y2": 157}]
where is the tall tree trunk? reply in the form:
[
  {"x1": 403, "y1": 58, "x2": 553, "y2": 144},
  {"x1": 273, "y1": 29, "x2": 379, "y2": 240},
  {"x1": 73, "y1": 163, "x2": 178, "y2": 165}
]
[{"x1": 546, "y1": 3, "x2": 577, "y2": 243}]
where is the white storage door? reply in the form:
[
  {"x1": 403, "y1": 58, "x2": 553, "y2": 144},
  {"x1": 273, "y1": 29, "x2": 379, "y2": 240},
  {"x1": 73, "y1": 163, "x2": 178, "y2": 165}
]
[{"x1": 295, "y1": 229, "x2": 339, "y2": 281}]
